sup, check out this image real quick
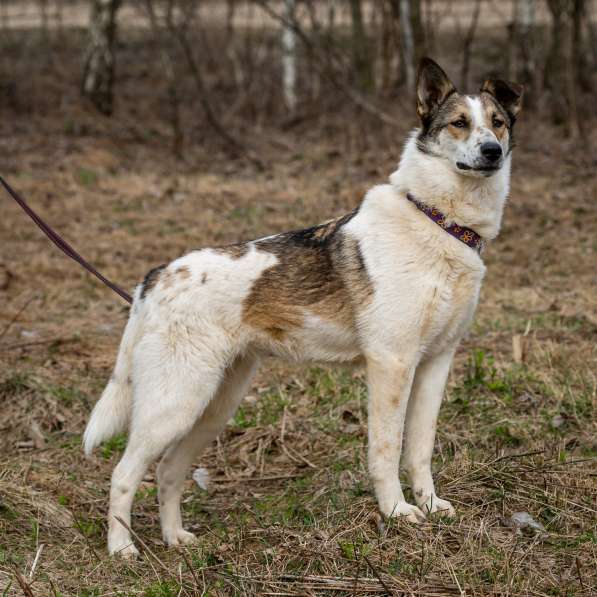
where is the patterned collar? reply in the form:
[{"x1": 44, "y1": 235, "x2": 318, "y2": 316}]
[{"x1": 406, "y1": 193, "x2": 484, "y2": 253}]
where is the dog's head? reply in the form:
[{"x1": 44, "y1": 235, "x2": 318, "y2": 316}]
[{"x1": 415, "y1": 58, "x2": 523, "y2": 178}]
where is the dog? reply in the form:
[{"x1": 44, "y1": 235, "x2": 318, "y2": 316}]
[{"x1": 83, "y1": 58, "x2": 522, "y2": 557}]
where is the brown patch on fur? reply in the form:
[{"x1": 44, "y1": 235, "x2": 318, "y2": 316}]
[
  {"x1": 175, "y1": 266, "x2": 191, "y2": 279},
  {"x1": 201, "y1": 272, "x2": 207, "y2": 284},
  {"x1": 242, "y1": 210, "x2": 373, "y2": 341},
  {"x1": 443, "y1": 96, "x2": 473, "y2": 140},
  {"x1": 417, "y1": 94, "x2": 471, "y2": 151},
  {"x1": 160, "y1": 269, "x2": 175, "y2": 290},
  {"x1": 480, "y1": 93, "x2": 510, "y2": 141},
  {"x1": 214, "y1": 243, "x2": 250, "y2": 260}
]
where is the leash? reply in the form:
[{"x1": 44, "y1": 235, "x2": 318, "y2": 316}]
[{"x1": 0, "y1": 175, "x2": 133, "y2": 304}]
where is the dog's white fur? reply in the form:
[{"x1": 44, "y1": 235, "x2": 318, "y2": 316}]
[{"x1": 84, "y1": 70, "x2": 516, "y2": 557}]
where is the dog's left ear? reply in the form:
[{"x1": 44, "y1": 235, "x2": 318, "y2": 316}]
[{"x1": 481, "y1": 79, "x2": 524, "y2": 122}]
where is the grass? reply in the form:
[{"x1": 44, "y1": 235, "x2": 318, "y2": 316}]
[
  {"x1": 2, "y1": 351, "x2": 593, "y2": 595},
  {"x1": 0, "y1": 17, "x2": 596, "y2": 597}
]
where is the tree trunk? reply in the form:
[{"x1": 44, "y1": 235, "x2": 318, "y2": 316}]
[
  {"x1": 410, "y1": 0, "x2": 426, "y2": 65},
  {"x1": 144, "y1": 0, "x2": 182, "y2": 158},
  {"x1": 572, "y1": 0, "x2": 592, "y2": 92},
  {"x1": 545, "y1": 0, "x2": 581, "y2": 137},
  {"x1": 282, "y1": 0, "x2": 297, "y2": 111},
  {"x1": 81, "y1": 0, "x2": 122, "y2": 116},
  {"x1": 517, "y1": 0, "x2": 536, "y2": 88},
  {"x1": 506, "y1": 0, "x2": 538, "y2": 105},
  {"x1": 380, "y1": 0, "x2": 396, "y2": 91},
  {"x1": 395, "y1": 0, "x2": 425, "y2": 94},
  {"x1": 460, "y1": 0, "x2": 482, "y2": 90},
  {"x1": 399, "y1": 0, "x2": 415, "y2": 93},
  {"x1": 349, "y1": 0, "x2": 374, "y2": 92}
]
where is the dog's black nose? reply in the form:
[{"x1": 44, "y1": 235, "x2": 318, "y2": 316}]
[{"x1": 480, "y1": 142, "x2": 502, "y2": 162}]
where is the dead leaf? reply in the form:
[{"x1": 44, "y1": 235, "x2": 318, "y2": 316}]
[
  {"x1": 502, "y1": 512, "x2": 547, "y2": 537},
  {"x1": 512, "y1": 334, "x2": 525, "y2": 364},
  {"x1": 192, "y1": 467, "x2": 210, "y2": 491}
]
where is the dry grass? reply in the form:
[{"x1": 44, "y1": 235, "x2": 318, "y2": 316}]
[{"x1": 1, "y1": 21, "x2": 596, "y2": 597}]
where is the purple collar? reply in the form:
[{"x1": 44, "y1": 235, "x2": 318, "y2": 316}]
[{"x1": 406, "y1": 193, "x2": 484, "y2": 253}]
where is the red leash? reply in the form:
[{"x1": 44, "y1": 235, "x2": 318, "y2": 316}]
[{"x1": 0, "y1": 175, "x2": 133, "y2": 304}]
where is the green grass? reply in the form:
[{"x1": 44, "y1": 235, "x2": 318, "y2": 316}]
[
  {"x1": 75, "y1": 168, "x2": 99, "y2": 187},
  {"x1": 101, "y1": 433, "x2": 128, "y2": 459},
  {"x1": 233, "y1": 388, "x2": 289, "y2": 428}
]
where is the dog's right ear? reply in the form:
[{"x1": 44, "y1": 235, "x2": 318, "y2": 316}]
[
  {"x1": 416, "y1": 58, "x2": 456, "y2": 126},
  {"x1": 480, "y1": 79, "x2": 524, "y2": 123}
]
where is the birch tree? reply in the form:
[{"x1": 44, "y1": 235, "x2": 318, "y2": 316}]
[
  {"x1": 81, "y1": 0, "x2": 122, "y2": 115},
  {"x1": 399, "y1": 0, "x2": 415, "y2": 93},
  {"x1": 392, "y1": 0, "x2": 425, "y2": 94},
  {"x1": 282, "y1": 0, "x2": 297, "y2": 111}
]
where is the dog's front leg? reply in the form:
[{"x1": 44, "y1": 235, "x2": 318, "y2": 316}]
[
  {"x1": 366, "y1": 353, "x2": 426, "y2": 523},
  {"x1": 403, "y1": 348, "x2": 456, "y2": 517}
]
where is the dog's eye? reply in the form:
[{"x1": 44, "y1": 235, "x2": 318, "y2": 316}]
[
  {"x1": 492, "y1": 117, "x2": 504, "y2": 128},
  {"x1": 451, "y1": 119, "x2": 467, "y2": 128}
]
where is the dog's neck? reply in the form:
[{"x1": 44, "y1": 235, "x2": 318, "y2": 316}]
[{"x1": 390, "y1": 131, "x2": 511, "y2": 241}]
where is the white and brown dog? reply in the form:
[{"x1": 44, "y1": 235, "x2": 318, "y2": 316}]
[{"x1": 84, "y1": 58, "x2": 522, "y2": 557}]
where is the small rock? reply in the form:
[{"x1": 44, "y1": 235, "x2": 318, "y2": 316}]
[
  {"x1": 551, "y1": 414, "x2": 565, "y2": 429},
  {"x1": 21, "y1": 330, "x2": 39, "y2": 339}
]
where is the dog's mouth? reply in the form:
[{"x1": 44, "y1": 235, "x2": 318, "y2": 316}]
[{"x1": 456, "y1": 162, "x2": 500, "y2": 173}]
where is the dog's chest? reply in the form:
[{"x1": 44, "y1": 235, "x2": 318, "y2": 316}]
[
  {"x1": 416, "y1": 260, "x2": 483, "y2": 354},
  {"x1": 360, "y1": 246, "x2": 485, "y2": 357}
]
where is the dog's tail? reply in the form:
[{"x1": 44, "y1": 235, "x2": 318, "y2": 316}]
[{"x1": 83, "y1": 289, "x2": 142, "y2": 456}]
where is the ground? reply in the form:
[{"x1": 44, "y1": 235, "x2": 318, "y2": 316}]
[{"x1": 0, "y1": 18, "x2": 596, "y2": 597}]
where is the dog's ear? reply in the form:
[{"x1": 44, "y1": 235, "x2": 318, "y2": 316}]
[
  {"x1": 481, "y1": 79, "x2": 524, "y2": 122},
  {"x1": 416, "y1": 58, "x2": 456, "y2": 125}
]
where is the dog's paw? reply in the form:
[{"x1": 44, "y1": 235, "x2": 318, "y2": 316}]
[
  {"x1": 163, "y1": 528, "x2": 198, "y2": 547},
  {"x1": 110, "y1": 542, "x2": 140, "y2": 559},
  {"x1": 383, "y1": 501, "x2": 427, "y2": 523},
  {"x1": 417, "y1": 494, "x2": 456, "y2": 518}
]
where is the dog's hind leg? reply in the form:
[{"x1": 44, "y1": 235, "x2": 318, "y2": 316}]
[
  {"x1": 402, "y1": 348, "x2": 456, "y2": 517},
  {"x1": 157, "y1": 353, "x2": 258, "y2": 547},
  {"x1": 107, "y1": 343, "x2": 225, "y2": 557}
]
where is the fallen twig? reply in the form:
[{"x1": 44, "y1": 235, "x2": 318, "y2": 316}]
[
  {"x1": 363, "y1": 555, "x2": 395, "y2": 596},
  {"x1": 12, "y1": 564, "x2": 35, "y2": 597}
]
